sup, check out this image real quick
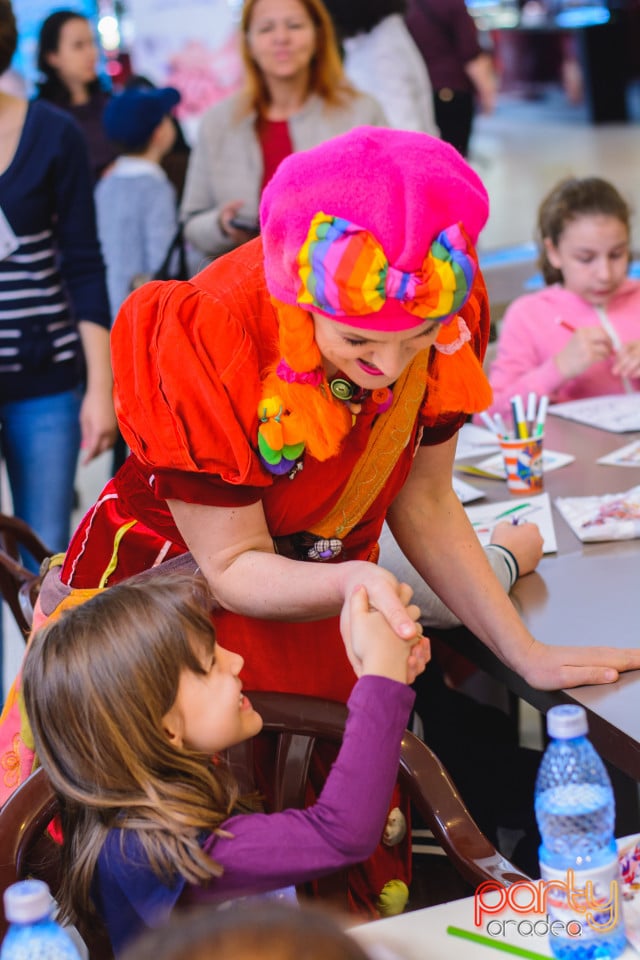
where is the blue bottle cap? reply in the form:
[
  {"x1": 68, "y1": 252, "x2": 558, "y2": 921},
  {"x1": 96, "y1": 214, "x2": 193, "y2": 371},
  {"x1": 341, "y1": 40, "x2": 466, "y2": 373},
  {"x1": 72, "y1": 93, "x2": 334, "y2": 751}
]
[
  {"x1": 3, "y1": 879, "x2": 52, "y2": 924},
  {"x1": 546, "y1": 704, "x2": 588, "y2": 739}
]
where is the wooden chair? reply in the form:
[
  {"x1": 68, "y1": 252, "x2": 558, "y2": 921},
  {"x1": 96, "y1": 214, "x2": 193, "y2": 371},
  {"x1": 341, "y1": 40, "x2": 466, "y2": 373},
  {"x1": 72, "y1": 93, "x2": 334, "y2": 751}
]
[
  {"x1": 0, "y1": 513, "x2": 51, "y2": 637},
  {"x1": 0, "y1": 691, "x2": 528, "y2": 957},
  {"x1": 228, "y1": 691, "x2": 529, "y2": 901},
  {"x1": 0, "y1": 766, "x2": 113, "y2": 959}
]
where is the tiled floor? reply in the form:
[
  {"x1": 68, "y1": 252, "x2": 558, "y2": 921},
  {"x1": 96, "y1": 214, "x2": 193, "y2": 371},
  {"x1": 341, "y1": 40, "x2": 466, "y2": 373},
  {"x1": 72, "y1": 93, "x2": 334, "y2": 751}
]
[{"x1": 471, "y1": 86, "x2": 640, "y2": 254}]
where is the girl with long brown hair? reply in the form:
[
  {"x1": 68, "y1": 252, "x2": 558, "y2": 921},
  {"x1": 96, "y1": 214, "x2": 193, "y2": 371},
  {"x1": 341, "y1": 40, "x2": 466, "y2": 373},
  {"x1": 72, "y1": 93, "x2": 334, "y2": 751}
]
[{"x1": 23, "y1": 573, "x2": 424, "y2": 955}]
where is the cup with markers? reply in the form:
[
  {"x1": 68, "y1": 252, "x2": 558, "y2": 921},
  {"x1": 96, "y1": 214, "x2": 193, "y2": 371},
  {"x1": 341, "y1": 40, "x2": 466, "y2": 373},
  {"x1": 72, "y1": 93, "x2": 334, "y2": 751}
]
[{"x1": 479, "y1": 392, "x2": 549, "y2": 496}]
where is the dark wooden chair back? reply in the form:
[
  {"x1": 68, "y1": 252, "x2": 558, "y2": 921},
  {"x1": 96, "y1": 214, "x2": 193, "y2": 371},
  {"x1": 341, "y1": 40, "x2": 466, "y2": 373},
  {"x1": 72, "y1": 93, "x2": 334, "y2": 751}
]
[
  {"x1": 0, "y1": 514, "x2": 51, "y2": 637},
  {"x1": 229, "y1": 691, "x2": 528, "y2": 897}
]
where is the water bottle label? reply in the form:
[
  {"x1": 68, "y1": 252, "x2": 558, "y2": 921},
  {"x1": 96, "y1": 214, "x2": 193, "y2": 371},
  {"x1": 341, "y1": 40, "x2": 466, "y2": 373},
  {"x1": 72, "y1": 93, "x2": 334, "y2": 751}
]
[{"x1": 539, "y1": 860, "x2": 622, "y2": 939}]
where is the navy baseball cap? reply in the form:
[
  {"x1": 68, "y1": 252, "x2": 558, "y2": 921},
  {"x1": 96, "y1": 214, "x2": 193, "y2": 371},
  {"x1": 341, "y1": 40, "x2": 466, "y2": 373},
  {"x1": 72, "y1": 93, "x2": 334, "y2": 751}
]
[{"x1": 103, "y1": 86, "x2": 181, "y2": 150}]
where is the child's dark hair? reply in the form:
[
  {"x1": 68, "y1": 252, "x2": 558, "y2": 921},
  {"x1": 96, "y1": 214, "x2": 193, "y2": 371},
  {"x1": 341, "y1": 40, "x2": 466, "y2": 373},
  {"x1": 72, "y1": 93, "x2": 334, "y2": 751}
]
[
  {"x1": 537, "y1": 176, "x2": 631, "y2": 285},
  {"x1": 36, "y1": 9, "x2": 102, "y2": 104},
  {"x1": 23, "y1": 574, "x2": 240, "y2": 926},
  {"x1": 0, "y1": 0, "x2": 17, "y2": 76}
]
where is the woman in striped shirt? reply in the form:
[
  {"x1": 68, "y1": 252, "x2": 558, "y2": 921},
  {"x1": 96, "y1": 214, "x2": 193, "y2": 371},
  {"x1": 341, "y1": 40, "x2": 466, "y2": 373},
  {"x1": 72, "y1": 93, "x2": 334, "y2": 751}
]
[{"x1": 0, "y1": 0, "x2": 116, "y2": 559}]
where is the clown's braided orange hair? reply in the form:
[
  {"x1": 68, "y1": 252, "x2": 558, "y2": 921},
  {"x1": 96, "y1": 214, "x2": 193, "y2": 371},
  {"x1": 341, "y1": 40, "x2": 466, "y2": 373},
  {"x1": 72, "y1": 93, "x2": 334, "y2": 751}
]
[{"x1": 259, "y1": 301, "x2": 351, "y2": 462}]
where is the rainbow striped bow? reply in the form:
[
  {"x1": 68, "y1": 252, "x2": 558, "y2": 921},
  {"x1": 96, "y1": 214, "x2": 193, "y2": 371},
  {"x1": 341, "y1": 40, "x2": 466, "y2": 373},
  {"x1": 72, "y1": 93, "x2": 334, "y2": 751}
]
[{"x1": 297, "y1": 212, "x2": 476, "y2": 323}]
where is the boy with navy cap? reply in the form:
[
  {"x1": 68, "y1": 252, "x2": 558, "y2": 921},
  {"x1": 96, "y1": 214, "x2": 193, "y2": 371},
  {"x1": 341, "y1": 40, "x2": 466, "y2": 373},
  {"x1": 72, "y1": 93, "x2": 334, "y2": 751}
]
[{"x1": 95, "y1": 86, "x2": 181, "y2": 322}]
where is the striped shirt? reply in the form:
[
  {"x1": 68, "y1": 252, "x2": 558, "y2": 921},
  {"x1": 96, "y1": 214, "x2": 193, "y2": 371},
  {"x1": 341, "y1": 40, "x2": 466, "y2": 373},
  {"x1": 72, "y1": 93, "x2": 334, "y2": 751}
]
[{"x1": 0, "y1": 100, "x2": 110, "y2": 403}]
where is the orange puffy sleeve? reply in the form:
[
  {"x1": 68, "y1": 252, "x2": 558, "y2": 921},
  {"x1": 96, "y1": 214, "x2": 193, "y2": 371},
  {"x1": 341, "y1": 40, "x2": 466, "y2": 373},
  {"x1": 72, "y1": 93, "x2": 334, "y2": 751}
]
[{"x1": 111, "y1": 279, "x2": 273, "y2": 491}]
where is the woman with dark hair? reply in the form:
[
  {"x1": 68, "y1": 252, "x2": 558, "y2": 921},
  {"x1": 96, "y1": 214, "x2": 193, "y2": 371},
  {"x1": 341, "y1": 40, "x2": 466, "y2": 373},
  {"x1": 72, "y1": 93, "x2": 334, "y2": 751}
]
[
  {"x1": 36, "y1": 9, "x2": 116, "y2": 181},
  {"x1": 322, "y1": 0, "x2": 438, "y2": 134},
  {"x1": 181, "y1": 0, "x2": 386, "y2": 263},
  {"x1": 0, "y1": 0, "x2": 116, "y2": 559}
]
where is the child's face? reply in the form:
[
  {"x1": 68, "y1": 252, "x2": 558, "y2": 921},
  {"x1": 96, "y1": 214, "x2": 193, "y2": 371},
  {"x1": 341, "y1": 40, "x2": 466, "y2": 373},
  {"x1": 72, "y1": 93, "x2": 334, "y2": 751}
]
[
  {"x1": 545, "y1": 213, "x2": 630, "y2": 307},
  {"x1": 162, "y1": 641, "x2": 263, "y2": 754}
]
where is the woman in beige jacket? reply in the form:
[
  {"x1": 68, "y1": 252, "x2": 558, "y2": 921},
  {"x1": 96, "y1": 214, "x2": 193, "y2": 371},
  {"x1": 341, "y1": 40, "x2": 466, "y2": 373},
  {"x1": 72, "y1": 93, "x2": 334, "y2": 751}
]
[{"x1": 181, "y1": 0, "x2": 386, "y2": 262}]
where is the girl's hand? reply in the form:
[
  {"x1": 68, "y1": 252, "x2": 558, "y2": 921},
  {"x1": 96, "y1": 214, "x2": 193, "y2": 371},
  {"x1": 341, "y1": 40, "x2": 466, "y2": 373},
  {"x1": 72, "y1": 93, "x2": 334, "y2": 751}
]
[
  {"x1": 79, "y1": 385, "x2": 117, "y2": 463},
  {"x1": 613, "y1": 339, "x2": 640, "y2": 379},
  {"x1": 340, "y1": 561, "x2": 422, "y2": 647},
  {"x1": 340, "y1": 583, "x2": 430, "y2": 684},
  {"x1": 555, "y1": 326, "x2": 613, "y2": 379}
]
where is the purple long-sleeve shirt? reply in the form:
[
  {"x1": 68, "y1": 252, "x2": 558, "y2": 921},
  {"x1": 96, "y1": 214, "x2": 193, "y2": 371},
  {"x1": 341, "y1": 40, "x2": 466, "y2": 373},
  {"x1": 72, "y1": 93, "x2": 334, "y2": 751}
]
[{"x1": 93, "y1": 676, "x2": 415, "y2": 955}]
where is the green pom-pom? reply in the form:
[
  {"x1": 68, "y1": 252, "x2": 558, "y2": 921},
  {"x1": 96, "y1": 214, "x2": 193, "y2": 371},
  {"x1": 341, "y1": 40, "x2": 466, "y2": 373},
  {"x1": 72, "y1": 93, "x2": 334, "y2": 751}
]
[
  {"x1": 282, "y1": 442, "x2": 304, "y2": 460},
  {"x1": 258, "y1": 432, "x2": 282, "y2": 465}
]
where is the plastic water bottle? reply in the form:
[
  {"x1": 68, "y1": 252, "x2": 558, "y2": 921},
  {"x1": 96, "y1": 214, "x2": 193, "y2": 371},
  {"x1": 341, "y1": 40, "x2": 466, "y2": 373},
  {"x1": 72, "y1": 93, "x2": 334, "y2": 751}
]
[
  {"x1": 534, "y1": 704, "x2": 626, "y2": 960},
  {"x1": 0, "y1": 880, "x2": 82, "y2": 960}
]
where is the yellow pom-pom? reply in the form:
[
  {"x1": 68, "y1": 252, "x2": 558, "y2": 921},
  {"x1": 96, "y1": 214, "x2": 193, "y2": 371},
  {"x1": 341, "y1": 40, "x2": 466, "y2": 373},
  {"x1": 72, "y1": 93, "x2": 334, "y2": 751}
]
[
  {"x1": 377, "y1": 879, "x2": 409, "y2": 918},
  {"x1": 258, "y1": 396, "x2": 283, "y2": 420}
]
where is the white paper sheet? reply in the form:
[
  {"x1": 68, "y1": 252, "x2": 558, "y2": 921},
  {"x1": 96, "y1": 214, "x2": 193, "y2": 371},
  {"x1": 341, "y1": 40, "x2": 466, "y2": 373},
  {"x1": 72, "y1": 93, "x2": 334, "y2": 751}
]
[
  {"x1": 549, "y1": 394, "x2": 640, "y2": 432},
  {"x1": 454, "y1": 423, "x2": 501, "y2": 460},
  {"x1": 452, "y1": 476, "x2": 485, "y2": 504},
  {"x1": 456, "y1": 450, "x2": 574, "y2": 480},
  {"x1": 597, "y1": 440, "x2": 640, "y2": 467},
  {"x1": 555, "y1": 485, "x2": 640, "y2": 541},
  {"x1": 464, "y1": 492, "x2": 557, "y2": 553}
]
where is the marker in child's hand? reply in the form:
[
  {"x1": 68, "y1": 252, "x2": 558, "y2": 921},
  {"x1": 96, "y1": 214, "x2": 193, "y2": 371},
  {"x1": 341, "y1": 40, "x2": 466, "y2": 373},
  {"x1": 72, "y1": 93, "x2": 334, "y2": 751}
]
[{"x1": 555, "y1": 317, "x2": 577, "y2": 334}]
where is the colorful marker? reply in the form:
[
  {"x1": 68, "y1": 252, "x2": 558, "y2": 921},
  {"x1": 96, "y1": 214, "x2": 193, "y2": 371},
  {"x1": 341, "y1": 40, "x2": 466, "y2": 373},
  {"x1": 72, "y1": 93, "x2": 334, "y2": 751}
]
[
  {"x1": 493, "y1": 412, "x2": 508, "y2": 438},
  {"x1": 534, "y1": 395, "x2": 549, "y2": 437},
  {"x1": 510, "y1": 394, "x2": 528, "y2": 439}
]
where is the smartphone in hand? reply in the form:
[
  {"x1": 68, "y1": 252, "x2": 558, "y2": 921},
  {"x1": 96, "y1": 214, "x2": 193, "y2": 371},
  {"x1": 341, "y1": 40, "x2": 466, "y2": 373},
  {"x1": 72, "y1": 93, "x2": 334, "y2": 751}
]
[{"x1": 229, "y1": 216, "x2": 260, "y2": 234}]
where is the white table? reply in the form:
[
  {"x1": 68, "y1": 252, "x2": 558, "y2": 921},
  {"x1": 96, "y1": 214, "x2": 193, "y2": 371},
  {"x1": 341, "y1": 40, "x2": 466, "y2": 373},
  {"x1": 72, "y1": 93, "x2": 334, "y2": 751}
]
[
  {"x1": 351, "y1": 897, "x2": 551, "y2": 960},
  {"x1": 350, "y1": 895, "x2": 637, "y2": 960}
]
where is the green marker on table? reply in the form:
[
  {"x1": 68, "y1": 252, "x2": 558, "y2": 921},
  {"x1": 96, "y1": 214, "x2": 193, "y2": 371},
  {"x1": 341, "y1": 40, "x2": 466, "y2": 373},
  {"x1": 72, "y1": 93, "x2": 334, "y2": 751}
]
[{"x1": 447, "y1": 925, "x2": 551, "y2": 960}]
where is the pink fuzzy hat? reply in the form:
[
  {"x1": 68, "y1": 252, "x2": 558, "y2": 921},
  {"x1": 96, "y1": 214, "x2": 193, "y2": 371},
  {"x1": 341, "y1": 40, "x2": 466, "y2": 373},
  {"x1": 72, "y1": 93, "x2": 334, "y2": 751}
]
[{"x1": 260, "y1": 126, "x2": 489, "y2": 332}]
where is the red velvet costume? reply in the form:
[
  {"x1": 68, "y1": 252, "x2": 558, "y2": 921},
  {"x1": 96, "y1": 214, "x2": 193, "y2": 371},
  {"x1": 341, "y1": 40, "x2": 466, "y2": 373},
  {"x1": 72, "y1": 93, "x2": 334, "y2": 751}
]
[{"x1": 62, "y1": 239, "x2": 488, "y2": 701}]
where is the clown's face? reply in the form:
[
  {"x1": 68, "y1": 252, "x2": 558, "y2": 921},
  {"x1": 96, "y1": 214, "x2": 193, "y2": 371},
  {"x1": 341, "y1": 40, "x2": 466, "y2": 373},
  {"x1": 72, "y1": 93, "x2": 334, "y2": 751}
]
[{"x1": 312, "y1": 313, "x2": 440, "y2": 389}]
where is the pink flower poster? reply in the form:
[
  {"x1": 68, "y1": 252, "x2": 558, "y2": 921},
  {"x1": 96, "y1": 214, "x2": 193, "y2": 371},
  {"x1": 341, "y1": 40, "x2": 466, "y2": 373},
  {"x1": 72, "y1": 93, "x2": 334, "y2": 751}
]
[{"x1": 128, "y1": 0, "x2": 245, "y2": 143}]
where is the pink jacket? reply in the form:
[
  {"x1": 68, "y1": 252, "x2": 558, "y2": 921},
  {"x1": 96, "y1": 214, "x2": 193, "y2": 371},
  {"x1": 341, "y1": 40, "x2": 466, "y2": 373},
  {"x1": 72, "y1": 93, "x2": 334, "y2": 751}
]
[{"x1": 486, "y1": 279, "x2": 640, "y2": 418}]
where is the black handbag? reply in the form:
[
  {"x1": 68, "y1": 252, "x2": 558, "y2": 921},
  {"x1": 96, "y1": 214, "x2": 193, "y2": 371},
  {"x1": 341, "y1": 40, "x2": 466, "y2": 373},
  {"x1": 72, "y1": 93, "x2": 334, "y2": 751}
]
[{"x1": 152, "y1": 222, "x2": 189, "y2": 281}]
